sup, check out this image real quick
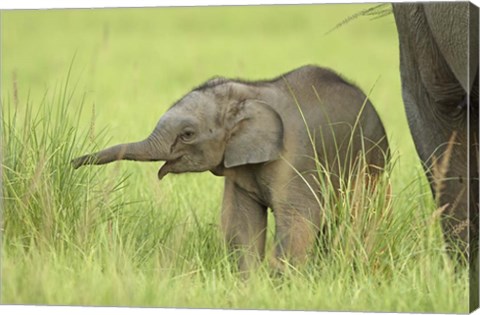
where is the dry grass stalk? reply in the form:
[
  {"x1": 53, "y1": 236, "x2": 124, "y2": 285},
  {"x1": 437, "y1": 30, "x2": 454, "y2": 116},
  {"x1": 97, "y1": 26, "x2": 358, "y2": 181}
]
[
  {"x1": 451, "y1": 219, "x2": 469, "y2": 236},
  {"x1": 429, "y1": 203, "x2": 449, "y2": 227},
  {"x1": 89, "y1": 103, "x2": 96, "y2": 143},
  {"x1": 13, "y1": 70, "x2": 19, "y2": 108},
  {"x1": 431, "y1": 131, "x2": 457, "y2": 205},
  {"x1": 21, "y1": 151, "x2": 47, "y2": 208}
]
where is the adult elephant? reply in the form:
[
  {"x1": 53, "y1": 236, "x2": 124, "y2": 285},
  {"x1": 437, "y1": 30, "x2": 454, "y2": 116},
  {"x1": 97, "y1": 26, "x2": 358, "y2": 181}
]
[{"x1": 392, "y1": 2, "x2": 479, "y2": 260}]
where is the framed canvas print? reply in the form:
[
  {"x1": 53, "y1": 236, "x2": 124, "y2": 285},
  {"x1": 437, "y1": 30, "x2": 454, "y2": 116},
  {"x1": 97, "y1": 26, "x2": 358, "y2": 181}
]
[{"x1": 1, "y1": 0, "x2": 478, "y2": 314}]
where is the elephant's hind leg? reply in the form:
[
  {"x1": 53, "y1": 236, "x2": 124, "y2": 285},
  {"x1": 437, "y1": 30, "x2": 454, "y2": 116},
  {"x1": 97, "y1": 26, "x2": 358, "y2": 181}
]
[
  {"x1": 273, "y1": 207, "x2": 319, "y2": 268},
  {"x1": 271, "y1": 182, "x2": 322, "y2": 271}
]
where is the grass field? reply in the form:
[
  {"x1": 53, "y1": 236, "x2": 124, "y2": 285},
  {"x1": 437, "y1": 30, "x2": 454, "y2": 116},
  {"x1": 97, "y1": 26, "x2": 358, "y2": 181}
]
[{"x1": 1, "y1": 4, "x2": 470, "y2": 312}]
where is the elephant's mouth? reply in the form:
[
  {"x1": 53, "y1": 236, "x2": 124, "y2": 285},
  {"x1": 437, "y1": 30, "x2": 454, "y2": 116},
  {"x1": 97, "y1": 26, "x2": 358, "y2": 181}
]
[{"x1": 158, "y1": 156, "x2": 183, "y2": 180}]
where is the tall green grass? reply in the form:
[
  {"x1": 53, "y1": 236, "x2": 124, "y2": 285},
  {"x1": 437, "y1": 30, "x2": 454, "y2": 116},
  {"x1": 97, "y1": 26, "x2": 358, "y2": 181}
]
[
  {"x1": 1, "y1": 72, "x2": 469, "y2": 312},
  {"x1": 0, "y1": 4, "x2": 471, "y2": 312}
]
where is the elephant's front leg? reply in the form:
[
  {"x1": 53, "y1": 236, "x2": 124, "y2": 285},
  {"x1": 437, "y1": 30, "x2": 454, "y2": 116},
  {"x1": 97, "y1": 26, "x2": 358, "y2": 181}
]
[{"x1": 221, "y1": 178, "x2": 268, "y2": 274}]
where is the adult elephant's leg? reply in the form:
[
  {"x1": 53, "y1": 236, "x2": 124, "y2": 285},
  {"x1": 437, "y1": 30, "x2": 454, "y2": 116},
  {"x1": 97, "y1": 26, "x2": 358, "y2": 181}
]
[
  {"x1": 392, "y1": 3, "x2": 479, "y2": 258},
  {"x1": 221, "y1": 178, "x2": 268, "y2": 274}
]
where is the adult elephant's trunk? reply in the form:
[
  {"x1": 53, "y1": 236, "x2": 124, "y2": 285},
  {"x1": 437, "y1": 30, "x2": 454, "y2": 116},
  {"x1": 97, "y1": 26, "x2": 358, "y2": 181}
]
[{"x1": 71, "y1": 135, "x2": 166, "y2": 169}]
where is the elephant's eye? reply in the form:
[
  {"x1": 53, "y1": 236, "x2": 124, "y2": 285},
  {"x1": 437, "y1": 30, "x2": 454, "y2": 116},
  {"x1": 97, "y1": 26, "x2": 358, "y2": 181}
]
[{"x1": 180, "y1": 130, "x2": 196, "y2": 142}]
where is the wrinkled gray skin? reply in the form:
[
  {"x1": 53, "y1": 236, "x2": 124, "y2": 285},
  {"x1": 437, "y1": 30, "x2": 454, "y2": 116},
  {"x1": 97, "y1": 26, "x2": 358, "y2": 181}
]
[
  {"x1": 73, "y1": 65, "x2": 389, "y2": 272},
  {"x1": 393, "y1": 3, "x2": 479, "y2": 260}
]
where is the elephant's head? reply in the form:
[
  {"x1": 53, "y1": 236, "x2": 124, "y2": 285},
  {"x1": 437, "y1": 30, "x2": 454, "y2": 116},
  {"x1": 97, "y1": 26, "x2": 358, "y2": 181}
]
[{"x1": 72, "y1": 79, "x2": 284, "y2": 179}]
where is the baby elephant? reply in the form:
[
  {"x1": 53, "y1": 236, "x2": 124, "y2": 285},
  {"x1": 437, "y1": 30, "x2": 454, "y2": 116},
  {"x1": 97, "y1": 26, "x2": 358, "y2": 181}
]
[{"x1": 73, "y1": 65, "x2": 389, "y2": 273}]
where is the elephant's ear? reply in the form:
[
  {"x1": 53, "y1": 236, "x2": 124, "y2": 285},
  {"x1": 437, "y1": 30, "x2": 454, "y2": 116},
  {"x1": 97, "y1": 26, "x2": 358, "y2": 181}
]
[{"x1": 224, "y1": 100, "x2": 284, "y2": 168}]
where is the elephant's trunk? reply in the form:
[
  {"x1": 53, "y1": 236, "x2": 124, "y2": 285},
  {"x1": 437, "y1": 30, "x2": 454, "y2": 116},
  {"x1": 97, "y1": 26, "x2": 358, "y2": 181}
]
[{"x1": 71, "y1": 135, "x2": 166, "y2": 169}]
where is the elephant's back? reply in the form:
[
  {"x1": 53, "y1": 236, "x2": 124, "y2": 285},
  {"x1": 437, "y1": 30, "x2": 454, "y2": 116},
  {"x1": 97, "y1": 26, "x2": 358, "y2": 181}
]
[
  {"x1": 278, "y1": 65, "x2": 389, "y2": 176},
  {"x1": 278, "y1": 65, "x2": 378, "y2": 120}
]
